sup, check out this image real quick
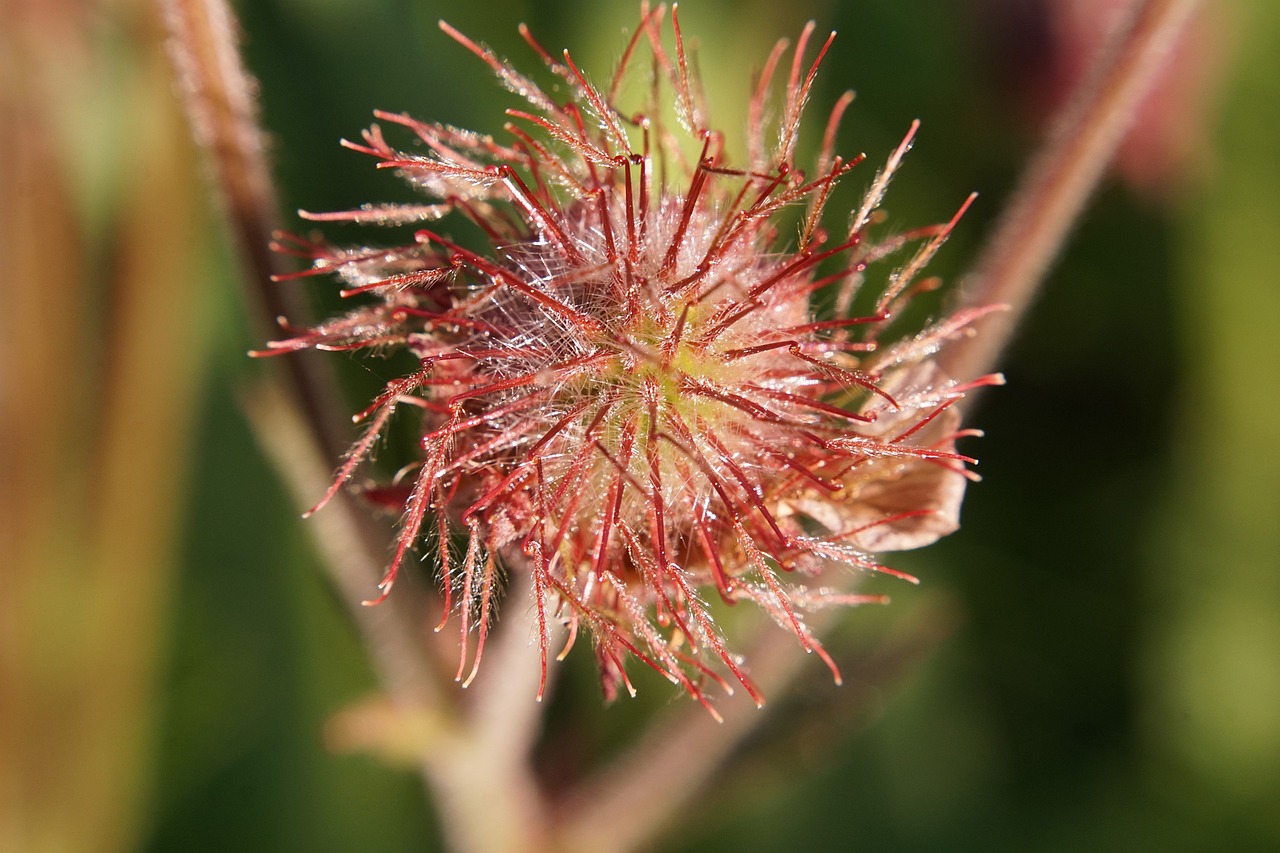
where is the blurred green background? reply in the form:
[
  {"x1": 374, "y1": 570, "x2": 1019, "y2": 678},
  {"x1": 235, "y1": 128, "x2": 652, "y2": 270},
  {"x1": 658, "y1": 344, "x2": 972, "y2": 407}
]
[{"x1": 4, "y1": 0, "x2": 1278, "y2": 850}]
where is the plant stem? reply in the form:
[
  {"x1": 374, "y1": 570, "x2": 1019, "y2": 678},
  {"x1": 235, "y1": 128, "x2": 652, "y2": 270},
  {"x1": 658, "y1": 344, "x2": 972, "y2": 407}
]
[
  {"x1": 243, "y1": 383, "x2": 443, "y2": 704},
  {"x1": 161, "y1": 0, "x2": 345, "y2": 459},
  {"x1": 163, "y1": 0, "x2": 450, "y2": 794},
  {"x1": 942, "y1": 0, "x2": 1202, "y2": 383},
  {"x1": 248, "y1": 382, "x2": 558, "y2": 853},
  {"x1": 166, "y1": 5, "x2": 560, "y2": 849},
  {"x1": 420, "y1": 578, "x2": 558, "y2": 853}
]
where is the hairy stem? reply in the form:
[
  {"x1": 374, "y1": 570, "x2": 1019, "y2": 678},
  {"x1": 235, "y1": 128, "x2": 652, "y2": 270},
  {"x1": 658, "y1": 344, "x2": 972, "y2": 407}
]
[
  {"x1": 163, "y1": 0, "x2": 442, "y2": 786},
  {"x1": 163, "y1": 0, "x2": 448, "y2": 695},
  {"x1": 243, "y1": 382, "x2": 443, "y2": 704},
  {"x1": 421, "y1": 575, "x2": 559, "y2": 853},
  {"x1": 161, "y1": 0, "x2": 344, "y2": 458},
  {"x1": 943, "y1": 0, "x2": 1202, "y2": 382},
  {"x1": 248, "y1": 382, "x2": 560, "y2": 853}
]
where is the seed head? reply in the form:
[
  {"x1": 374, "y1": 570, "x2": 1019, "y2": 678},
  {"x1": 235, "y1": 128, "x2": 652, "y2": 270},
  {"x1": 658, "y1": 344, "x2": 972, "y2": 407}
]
[{"x1": 260, "y1": 4, "x2": 1000, "y2": 714}]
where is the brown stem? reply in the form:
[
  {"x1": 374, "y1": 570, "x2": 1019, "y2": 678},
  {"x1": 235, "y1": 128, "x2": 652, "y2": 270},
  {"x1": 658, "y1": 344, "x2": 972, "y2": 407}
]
[
  {"x1": 420, "y1": 573, "x2": 560, "y2": 853},
  {"x1": 161, "y1": 0, "x2": 345, "y2": 459},
  {"x1": 942, "y1": 0, "x2": 1201, "y2": 382},
  {"x1": 162, "y1": 0, "x2": 451, "y2": 696},
  {"x1": 243, "y1": 383, "x2": 443, "y2": 704},
  {"x1": 248, "y1": 382, "x2": 562, "y2": 853},
  {"x1": 163, "y1": 0, "x2": 447, "y2": 794}
]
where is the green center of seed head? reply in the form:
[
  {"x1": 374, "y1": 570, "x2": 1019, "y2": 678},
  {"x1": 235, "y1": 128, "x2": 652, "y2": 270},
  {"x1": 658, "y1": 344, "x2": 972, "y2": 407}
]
[{"x1": 613, "y1": 300, "x2": 727, "y2": 413}]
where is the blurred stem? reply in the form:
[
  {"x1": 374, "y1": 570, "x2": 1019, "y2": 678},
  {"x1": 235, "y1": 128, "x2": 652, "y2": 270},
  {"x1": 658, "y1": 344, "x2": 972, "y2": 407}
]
[
  {"x1": 162, "y1": 0, "x2": 451, "y2": 698},
  {"x1": 166, "y1": 0, "x2": 568, "y2": 848},
  {"x1": 943, "y1": 0, "x2": 1201, "y2": 382},
  {"x1": 249, "y1": 388, "x2": 557, "y2": 853},
  {"x1": 247, "y1": 381, "x2": 555, "y2": 853},
  {"x1": 163, "y1": 0, "x2": 536, "y2": 844},
  {"x1": 421, "y1": 574, "x2": 558, "y2": 853},
  {"x1": 160, "y1": 0, "x2": 345, "y2": 459},
  {"x1": 242, "y1": 383, "x2": 444, "y2": 705}
]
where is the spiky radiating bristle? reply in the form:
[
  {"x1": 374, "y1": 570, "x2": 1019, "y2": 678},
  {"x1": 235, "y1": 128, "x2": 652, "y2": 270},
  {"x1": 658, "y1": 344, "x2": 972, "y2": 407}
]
[{"x1": 261, "y1": 4, "x2": 998, "y2": 710}]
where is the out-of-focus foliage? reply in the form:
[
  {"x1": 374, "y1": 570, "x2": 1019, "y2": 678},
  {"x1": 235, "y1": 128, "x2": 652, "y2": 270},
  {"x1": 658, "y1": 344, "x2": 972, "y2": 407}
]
[{"x1": 4, "y1": 1, "x2": 1276, "y2": 851}]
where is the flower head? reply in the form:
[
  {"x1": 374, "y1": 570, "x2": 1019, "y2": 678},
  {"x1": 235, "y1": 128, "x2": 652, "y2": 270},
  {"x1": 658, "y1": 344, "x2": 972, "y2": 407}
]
[{"x1": 260, "y1": 4, "x2": 999, "y2": 714}]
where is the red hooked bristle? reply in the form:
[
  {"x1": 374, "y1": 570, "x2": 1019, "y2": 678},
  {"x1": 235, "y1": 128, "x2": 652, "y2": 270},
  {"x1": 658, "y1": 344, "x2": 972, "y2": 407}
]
[{"x1": 269, "y1": 8, "x2": 994, "y2": 713}]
